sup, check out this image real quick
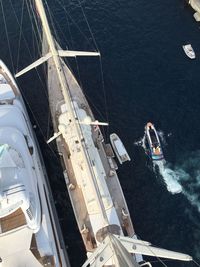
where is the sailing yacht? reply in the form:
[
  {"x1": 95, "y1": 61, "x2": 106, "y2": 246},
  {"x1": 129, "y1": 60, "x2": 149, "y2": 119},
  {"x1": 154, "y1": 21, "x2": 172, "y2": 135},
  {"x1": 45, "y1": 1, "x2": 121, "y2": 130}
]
[
  {"x1": 0, "y1": 60, "x2": 69, "y2": 266},
  {"x1": 15, "y1": 0, "x2": 193, "y2": 266}
]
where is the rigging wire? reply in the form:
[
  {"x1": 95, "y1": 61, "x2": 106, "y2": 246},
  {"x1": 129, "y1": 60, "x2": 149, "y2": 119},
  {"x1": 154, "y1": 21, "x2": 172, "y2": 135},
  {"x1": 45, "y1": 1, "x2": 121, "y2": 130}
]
[
  {"x1": 44, "y1": 0, "x2": 82, "y2": 93},
  {"x1": 7, "y1": 3, "x2": 200, "y2": 267},
  {"x1": 27, "y1": 0, "x2": 46, "y2": 63},
  {"x1": 193, "y1": 259, "x2": 200, "y2": 267},
  {"x1": 6, "y1": 2, "x2": 197, "y2": 266},
  {"x1": 74, "y1": 56, "x2": 84, "y2": 90},
  {"x1": 46, "y1": 108, "x2": 51, "y2": 145},
  {"x1": 27, "y1": 1, "x2": 40, "y2": 58},
  {"x1": 55, "y1": 0, "x2": 96, "y2": 50},
  {"x1": 136, "y1": 232, "x2": 199, "y2": 267},
  {"x1": 0, "y1": 0, "x2": 15, "y2": 74},
  {"x1": 28, "y1": 0, "x2": 43, "y2": 46},
  {"x1": 148, "y1": 258, "x2": 200, "y2": 267},
  {"x1": 148, "y1": 259, "x2": 176, "y2": 263},
  {"x1": 26, "y1": 0, "x2": 61, "y2": 157},
  {"x1": 26, "y1": 0, "x2": 49, "y2": 98},
  {"x1": 44, "y1": 0, "x2": 84, "y2": 94},
  {"x1": 44, "y1": 0, "x2": 63, "y2": 46},
  {"x1": 4, "y1": 0, "x2": 59, "y2": 159},
  {"x1": 76, "y1": 0, "x2": 109, "y2": 139},
  {"x1": 40, "y1": 2, "x2": 106, "y2": 124},
  {"x1": 39, "y1": 2, "x2": 110, "y2": 217},
  {"x1": 98, "y1": 54, "x2": 109, "y2": 140},
  {"x1": 135, "y1": 234, "x2": 168, "y2": 267},
  {"x1": 16, "y1": 0, "x2": 25, "y2": 72},
  {"x1": 54, "y1": 0, "x2": 109, "y2": 139},
  {"x1": 43, "y1": 0, "x2": 78, "y2": 133},
  {"x1": 65, "y1": 7, "x2": 74, "y2": 49},
  {"x1": 27, "y1": 1, "x2": 53, "y2": 144},
  {"x1": 77, "y1": 0, "x2": 99, "y2": 51},
  {"x1": 43, "y1": 4, "x2": 71, "y2": 50},
  {"x1": 9, "y1": 0, "x2": 46, "y2": 94},
  {"x1": 39, "y1": 0, "x2": 83, "y2": 146}
]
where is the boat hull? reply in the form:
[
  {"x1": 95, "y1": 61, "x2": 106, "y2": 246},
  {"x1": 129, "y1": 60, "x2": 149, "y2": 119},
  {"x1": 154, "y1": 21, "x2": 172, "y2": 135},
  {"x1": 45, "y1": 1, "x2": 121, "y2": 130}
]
[
  {"x1": 110, "y1": 133, "x2": 131, "y2": 164},
  {"x1": 45, "y1": 54, "x2": 140, "y2": 263},
  {"x1": 145, "y1": 122, "x2": 164, "y2": 161},
  {"x1": 0, "y1": 60, "x2": 69, "y2": 267},
  {"x1": 182, "y1": 44, "x2": 196, "y2": 59}
]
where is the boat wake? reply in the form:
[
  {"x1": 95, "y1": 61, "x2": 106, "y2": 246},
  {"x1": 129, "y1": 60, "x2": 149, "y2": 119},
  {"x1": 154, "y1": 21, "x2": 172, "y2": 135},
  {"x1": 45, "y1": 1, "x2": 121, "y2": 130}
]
[
  {"x1": 154, "y1": 160, "x2": 183, "y2": 194},
  {"x1": 135, "y1": 132, "x2": 200, "y2": 211},
  {"x1": 155, "y1": 152, "x2": 200, "y2": 212}
]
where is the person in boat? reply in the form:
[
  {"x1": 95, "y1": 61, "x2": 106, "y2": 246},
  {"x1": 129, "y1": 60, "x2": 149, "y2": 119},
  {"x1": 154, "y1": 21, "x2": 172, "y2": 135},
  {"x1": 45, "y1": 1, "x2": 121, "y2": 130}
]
[{"x1": 153, "y1": 146, "x2": 160, "y2": 155}]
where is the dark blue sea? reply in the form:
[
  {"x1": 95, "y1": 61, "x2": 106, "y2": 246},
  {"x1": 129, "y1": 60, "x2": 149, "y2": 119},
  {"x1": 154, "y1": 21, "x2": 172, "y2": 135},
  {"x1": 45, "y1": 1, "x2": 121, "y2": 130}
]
[{"x1": 0, "y1": 0, "x2": 200, "y2": 266}]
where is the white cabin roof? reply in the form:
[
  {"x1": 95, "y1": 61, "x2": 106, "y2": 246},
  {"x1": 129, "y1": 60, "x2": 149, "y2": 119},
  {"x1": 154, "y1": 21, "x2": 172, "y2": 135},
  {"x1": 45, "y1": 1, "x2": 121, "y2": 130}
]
[
  {"x1": 0, "y1": 84, "x2": 15, "y2": 101},
  {"x1": 0, "y1": 104, "x2": 30, "y2": 136},
  {"x1": 113, "y1": 139, "x2": 126, "y2": 157},
  {"x1": 0, "y1": 144, "x2": 17, "y2": 168}
]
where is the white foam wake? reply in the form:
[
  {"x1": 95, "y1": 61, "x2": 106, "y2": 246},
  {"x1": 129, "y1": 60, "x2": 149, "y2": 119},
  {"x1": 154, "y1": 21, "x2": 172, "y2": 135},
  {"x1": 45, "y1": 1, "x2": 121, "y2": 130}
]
[
  {"x1": 154, "y1": 152, "x2": 200, "y2": 212},
  {"x1": 135, "y1": 132, "x2": 200, "y2": 212},
  {"x1": 154, "y1": 161, "x2": 183, "y2": 194}
]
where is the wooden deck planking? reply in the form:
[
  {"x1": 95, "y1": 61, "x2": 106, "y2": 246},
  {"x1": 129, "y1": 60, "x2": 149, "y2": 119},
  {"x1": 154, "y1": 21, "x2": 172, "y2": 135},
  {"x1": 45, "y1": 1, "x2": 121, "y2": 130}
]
[{"x1": 0, "y1": 208, "x2": 26, "y2": 233}]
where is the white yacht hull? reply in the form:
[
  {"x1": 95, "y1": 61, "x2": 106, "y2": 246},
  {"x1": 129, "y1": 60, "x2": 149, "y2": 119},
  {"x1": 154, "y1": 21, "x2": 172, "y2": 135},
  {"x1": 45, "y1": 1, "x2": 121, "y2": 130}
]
[{"x1": 0, "y1": 60, "x2": 69, "y2": 267}]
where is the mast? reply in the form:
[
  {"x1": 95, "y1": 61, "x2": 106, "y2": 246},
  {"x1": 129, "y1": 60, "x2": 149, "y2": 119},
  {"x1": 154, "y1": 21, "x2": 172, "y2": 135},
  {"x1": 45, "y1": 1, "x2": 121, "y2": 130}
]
[
  {"x1": 34, "y1": 0, "x2": 109, "y2": 226},
  {"x1": 34, "y1": 0, "x2": 76, "y2": 112}
]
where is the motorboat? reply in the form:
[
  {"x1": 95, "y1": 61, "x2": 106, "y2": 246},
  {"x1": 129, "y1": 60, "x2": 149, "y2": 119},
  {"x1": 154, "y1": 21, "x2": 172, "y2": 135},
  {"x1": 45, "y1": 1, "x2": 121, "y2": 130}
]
[
  {"x1": 182, "y1": 44, "x2": 196, "y2": 59},
  {"x1": 0, "y1": 60, "x2": 69, "y2": 266},
  {"x1": 145, "y1": 122, "x2": 164, "y2": 161},
  {"x1": 110, "y1": 133, "x2": 131, "y2": 164}
]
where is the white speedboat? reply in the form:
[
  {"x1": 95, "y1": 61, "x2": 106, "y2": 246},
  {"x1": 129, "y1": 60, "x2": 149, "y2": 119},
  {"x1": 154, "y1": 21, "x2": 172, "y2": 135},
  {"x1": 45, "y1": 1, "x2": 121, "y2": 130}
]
[
  {"x1": 0, "y1": 60, "x2": 69, "y2": 266},
  {"x1": 182, "y1": 44, "x2": 196, "y2": 59},
  {"x1": 110, "y1": 133, "x2": 131, "y2": 164},
  {"x1": 145, "y1": 122, "x2": 164, "y2": 161}
]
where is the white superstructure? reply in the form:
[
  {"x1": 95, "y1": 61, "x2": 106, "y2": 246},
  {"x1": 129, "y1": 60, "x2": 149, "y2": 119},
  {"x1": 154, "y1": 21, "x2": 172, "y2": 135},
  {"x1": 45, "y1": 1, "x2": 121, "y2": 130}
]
[{"x1": 0, "y1": 60, "x2": 69, "y2": 267}]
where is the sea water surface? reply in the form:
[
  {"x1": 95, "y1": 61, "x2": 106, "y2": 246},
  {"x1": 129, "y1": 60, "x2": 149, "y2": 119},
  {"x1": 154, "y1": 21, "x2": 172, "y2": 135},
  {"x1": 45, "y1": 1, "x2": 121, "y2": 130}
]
[{"x1": 0, "y1": 0, "x2": 200, "y2": 266}]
